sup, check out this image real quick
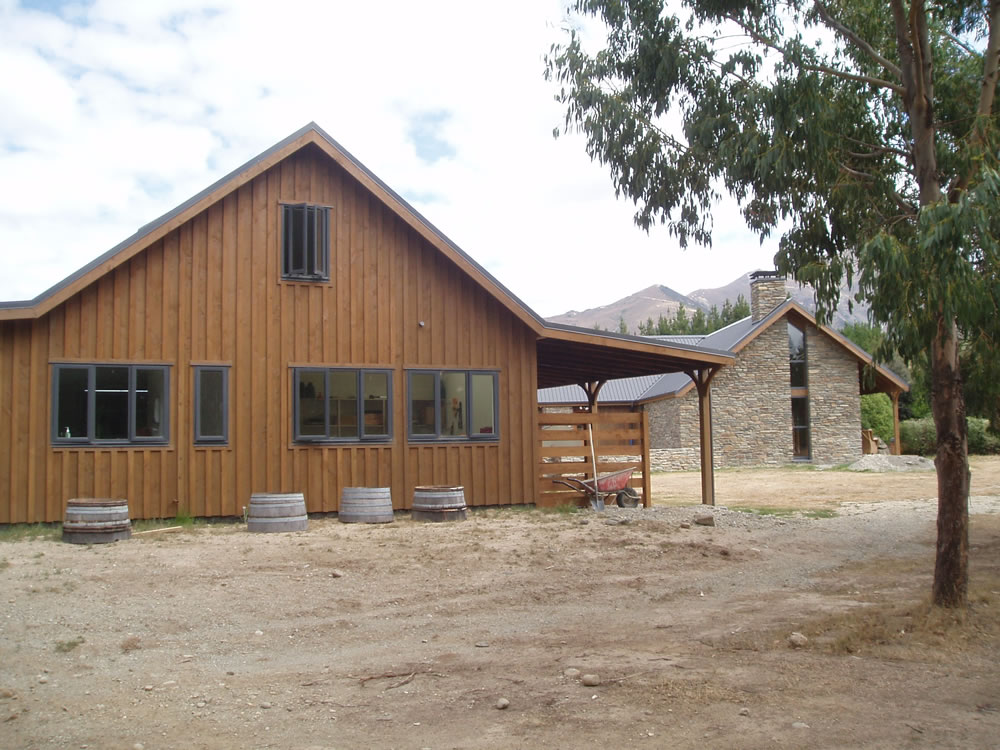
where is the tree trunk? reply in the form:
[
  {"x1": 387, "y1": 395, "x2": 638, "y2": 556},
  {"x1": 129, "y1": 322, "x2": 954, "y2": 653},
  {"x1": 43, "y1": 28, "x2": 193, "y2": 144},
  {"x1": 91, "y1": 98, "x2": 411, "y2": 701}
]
[{"x1": 930, "y1": 316, "x2": 969, "y2": 608}]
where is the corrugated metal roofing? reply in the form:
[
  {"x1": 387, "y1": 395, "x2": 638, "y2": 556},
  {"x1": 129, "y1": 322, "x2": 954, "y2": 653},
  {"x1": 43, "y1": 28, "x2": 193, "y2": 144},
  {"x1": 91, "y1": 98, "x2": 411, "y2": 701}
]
[
  {"x1": 538, "y1": 374, "x2": 666, "y2": 405},
  {"x1": 647, "y1": 334, "x2": 707, "y2": 346}
]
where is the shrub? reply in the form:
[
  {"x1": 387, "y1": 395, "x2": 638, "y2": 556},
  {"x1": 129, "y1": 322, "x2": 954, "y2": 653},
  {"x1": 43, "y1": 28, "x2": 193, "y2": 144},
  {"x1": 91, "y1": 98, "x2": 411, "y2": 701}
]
[
  {"x1": 901, "y1": 416, "x2": 1000, "y2": 455},
  {"x1": 968, "y1": 418, "x2": 1000, "y2": 455},
  {"x1": 860, "y1": 393, "x2": 894, "y2": 443},
  {"x1": 900, "y1": 418, "x2": 936, "y2": 456}
]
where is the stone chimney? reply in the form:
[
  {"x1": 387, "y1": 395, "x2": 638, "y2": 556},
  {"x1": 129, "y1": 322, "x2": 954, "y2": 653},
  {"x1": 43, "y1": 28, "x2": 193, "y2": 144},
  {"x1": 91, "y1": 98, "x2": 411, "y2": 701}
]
[{"x1": 749, "y1": 270, "x2": 788, "y2": 322}]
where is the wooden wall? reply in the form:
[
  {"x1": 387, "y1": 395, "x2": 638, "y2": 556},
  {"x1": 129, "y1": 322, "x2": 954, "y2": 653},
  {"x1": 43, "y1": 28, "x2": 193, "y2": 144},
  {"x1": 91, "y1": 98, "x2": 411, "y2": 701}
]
[
  {"x1": 536, "y1": 410, "x2": 650, "y2": 508},
  {"x1": 0, "y1": 145, "x2": 539, "y2": 524}
]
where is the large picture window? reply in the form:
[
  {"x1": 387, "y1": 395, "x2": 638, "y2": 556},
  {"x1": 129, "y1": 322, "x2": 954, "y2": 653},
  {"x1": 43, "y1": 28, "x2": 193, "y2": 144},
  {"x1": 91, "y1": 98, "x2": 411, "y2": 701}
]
[
  {"x1": 293, "y1": 368, "x2": 391, "y2": 442},
  {"x1": 194, "y1": 366, "x2": 229, "y2": 444},
  {"x1": 52, "y1": 364, "x2": 170, "y2": 445},
  {"x1": 407, "y1": 370, "x2": 498, "y2": 441},
  {"x1": 281, "y1": 203, "x2": 330, "y2": 281}
]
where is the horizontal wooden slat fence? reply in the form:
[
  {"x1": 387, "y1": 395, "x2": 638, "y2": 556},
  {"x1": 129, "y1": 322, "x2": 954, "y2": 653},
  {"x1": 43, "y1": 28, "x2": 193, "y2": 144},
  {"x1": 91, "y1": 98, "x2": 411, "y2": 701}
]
[{"x1": 536, "y1": 409, "x2": 651, "y2": 508}]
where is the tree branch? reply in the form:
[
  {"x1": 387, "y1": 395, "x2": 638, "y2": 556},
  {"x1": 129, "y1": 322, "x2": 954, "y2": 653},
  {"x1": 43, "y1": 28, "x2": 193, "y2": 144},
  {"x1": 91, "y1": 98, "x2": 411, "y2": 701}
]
[
  {"x1": 949, "y1": 0, "x2": 1000, "y2": 201},
  {"x1": 945, "y1": 30, "x2": 978, "y2": 59},
  {"x1": 842, "y1": 135, "x2": 911, "y2": 161},
  {"x1": 975, "y1": 0, "x2": 1000, "y2": 120},
  {"x1": 839, "y1": 162, "x2": 876, "y2": 180},
  {"x1": 800, "y1": 62, "x2": 906, "y2": 93},
  {"x1": 813, "y1": 1, "x2": 903, "y2": 81},
  {"x1": 722, "y1": 12, "x2": 905, "y2": 93}
]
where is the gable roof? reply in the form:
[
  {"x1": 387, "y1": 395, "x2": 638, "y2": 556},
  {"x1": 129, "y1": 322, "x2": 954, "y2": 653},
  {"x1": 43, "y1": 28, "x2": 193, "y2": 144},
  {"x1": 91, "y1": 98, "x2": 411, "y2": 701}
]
[
  {"x1": 538, "y1": 298, "x2": 908, "y2": 405},
  {"x1": 0, "y1": 122, "x2": 544, "y2": 327},
  {"x1": 0, "y1": 123, "x2": 733, "y2": 386}
]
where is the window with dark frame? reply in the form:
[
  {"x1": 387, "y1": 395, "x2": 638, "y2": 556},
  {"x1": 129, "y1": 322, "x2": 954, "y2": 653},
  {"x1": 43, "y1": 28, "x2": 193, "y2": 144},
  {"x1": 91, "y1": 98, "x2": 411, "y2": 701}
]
[
  {"x1": 194, "y1": 366, "x2": 229, "y2": 444},
  {"x1": 281, "y1": 203, "x2": 330, "y2": 281},
  {"x1": 788, "y1": 322, "x2": 811, "y2": 459},
  {"x1": 407, "y1": 370, "x2": 499, "y2": 441},
  {"x1": 293, "y1": 368, "x2": 391, "y2": 442},
  {"x1": 52, "y1": 364, "x2": 170, "y2": 445}
]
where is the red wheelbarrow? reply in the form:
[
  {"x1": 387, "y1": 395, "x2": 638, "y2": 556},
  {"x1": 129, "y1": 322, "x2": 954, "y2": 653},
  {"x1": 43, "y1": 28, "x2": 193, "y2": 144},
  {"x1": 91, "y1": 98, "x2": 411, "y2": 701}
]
[{"x1": 551, "y1": 467, "x2": 639, "y2": 510}]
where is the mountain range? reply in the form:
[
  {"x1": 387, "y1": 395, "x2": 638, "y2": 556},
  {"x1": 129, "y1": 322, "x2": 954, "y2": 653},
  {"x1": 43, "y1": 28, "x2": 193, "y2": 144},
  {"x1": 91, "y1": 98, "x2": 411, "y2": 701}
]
[{"x1": 546, "y1": 271, "x2": 868, "y2": 332}]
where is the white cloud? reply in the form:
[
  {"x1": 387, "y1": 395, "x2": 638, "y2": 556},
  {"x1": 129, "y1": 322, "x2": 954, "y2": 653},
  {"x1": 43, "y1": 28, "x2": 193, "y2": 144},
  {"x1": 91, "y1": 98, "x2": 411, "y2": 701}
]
[{"x1": 0, "y1": 0, "x2": 778, "y2": 314}]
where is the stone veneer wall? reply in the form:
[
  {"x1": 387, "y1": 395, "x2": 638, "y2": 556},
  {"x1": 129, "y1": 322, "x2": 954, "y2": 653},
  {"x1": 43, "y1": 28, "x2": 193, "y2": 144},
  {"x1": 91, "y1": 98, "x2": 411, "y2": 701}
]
[
  {"x1": 647, "y1": 316, "x2": 863, "y2": 470},
  {"x1": 647, "y1": 396, "x2": 700, "y2": 470},
  {"x1": 750, "y1": 278, "x2": 789, "y2": 322},
  {"x1": 805, "y1": 326, "x2": 863, "y2": 464},
  {"x1": 710, "y1": 323, "x2": 793, "y2": 467}
]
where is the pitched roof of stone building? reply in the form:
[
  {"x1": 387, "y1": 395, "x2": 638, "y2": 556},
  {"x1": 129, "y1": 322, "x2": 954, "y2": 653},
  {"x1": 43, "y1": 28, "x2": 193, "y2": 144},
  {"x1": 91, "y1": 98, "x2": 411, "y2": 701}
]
[{"x1": 537, "y1": 299, "x2": 908, "y2": 405}]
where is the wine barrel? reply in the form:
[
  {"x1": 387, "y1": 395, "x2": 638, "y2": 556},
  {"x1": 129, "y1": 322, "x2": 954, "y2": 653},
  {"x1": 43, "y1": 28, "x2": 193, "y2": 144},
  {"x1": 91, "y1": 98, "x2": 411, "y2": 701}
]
[
  {"x1": 339, "y1": 487, "x2": 394, "y2": 524},
  {"x1": 411, "y1": 485, "x2": 467, "y2": 522},
  {"x1": 63, "y1": 499, "x2": 131, "y2": 544},
  {"x1": 247, "y1": 493, "x2": 308, "y2": 533}
]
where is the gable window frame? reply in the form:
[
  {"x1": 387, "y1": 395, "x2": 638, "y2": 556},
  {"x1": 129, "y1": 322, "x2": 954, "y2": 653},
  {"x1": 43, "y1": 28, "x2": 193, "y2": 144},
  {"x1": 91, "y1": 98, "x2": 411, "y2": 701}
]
[
  {"x1": 52, "y1": 363, "x2": 170, "y2": 446},
  {"x1": 281, "y1": 202, "x2": 331, "y2": 282},
  {"x1": 788, "y1": 321, "x2": 811, "y2": 460},
  {"x1": 407, "y1": 369, "x2": 500, "y2": 442},
  {"x1": 292, "y1": 367, "x2": 392, "y2": 443},
  {"x1": 194, "y1": 365, "x2": 229, "y2": 445}
]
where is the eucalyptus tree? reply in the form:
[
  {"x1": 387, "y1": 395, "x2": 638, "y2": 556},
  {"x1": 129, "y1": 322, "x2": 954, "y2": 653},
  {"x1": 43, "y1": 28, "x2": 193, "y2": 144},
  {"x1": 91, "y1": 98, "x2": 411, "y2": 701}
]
[{"x1": 546, "y1": 0, "x2": 999, "y2": 607}]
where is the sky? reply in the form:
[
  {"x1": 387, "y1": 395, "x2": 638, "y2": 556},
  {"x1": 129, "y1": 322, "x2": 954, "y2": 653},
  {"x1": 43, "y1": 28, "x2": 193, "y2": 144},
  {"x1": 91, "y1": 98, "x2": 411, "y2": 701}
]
[{"x1": 0, "y1": 0, "x2": 780, "y2": 318}]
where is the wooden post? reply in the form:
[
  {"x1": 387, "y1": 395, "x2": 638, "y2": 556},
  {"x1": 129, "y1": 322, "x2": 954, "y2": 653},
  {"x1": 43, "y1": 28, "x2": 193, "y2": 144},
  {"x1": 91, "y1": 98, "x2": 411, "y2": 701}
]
[
  {"x1": 640, "y1": 408, "x2": 651, "y2": 508},
  {"x1": 891, "y1": 390, "x2": 902, "y2": 456},
  {"x1": 687, "y1": 368, "x2": 718, "y2": 506},
  {"x1": 583, "y1": 381, "x2": 605, "y2": 486}
]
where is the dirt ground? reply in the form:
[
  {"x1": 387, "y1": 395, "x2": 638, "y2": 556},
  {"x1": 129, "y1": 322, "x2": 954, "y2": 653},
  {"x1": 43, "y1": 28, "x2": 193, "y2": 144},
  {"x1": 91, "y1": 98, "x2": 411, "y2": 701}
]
[{"x1": 2, "y1": 458, "x2": 999, "y2": 750}]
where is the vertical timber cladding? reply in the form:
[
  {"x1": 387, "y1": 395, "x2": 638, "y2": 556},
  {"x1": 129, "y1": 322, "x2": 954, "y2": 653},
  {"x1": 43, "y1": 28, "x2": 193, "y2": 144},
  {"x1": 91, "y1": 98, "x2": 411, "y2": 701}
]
[{"x1": 1, "y1": 143, "x2": 537, "y2": 523}]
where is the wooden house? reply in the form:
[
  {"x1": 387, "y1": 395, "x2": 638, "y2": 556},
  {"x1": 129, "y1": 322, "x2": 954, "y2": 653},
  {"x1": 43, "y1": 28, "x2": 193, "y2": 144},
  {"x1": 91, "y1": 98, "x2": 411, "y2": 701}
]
[{"x1": 0, "y1": 123, "x2": 732, "y2": 524}]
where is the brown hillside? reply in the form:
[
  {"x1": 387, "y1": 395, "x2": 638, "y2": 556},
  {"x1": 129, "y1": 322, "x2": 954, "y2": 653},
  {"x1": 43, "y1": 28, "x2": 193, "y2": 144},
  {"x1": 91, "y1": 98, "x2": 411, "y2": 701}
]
[{"x1": 549, "y1": 272, "x2": 869, "y2": 333}]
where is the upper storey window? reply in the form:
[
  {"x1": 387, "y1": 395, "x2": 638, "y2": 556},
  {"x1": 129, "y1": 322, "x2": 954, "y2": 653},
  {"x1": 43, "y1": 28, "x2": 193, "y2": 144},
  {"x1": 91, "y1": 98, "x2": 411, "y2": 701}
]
[{"x1": 281, "y1": 203, "x2": 330, "y2": 281}]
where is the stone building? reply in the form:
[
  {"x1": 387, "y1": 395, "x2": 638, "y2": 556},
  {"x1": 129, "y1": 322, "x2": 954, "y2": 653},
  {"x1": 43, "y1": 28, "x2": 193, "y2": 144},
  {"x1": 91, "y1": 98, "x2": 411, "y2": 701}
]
[{"x1": 538, "y1": 271, "x2": 908, "y2": 470}]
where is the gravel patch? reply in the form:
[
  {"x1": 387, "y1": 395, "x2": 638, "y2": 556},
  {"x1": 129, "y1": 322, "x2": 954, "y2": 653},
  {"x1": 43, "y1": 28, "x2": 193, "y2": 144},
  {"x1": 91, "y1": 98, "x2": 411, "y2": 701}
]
[{"x1": 848, "y1": 454, "x2": 935, "y2": 472}]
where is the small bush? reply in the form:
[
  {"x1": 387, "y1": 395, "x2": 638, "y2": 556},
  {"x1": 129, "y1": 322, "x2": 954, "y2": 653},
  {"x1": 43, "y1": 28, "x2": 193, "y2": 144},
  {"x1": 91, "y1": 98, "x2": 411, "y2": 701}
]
[
  {"x1": 860, "y1": 393, "x2": 894, "y2": 443},
  {"x1": 900, "y1": 418, "x2": 936, "y2": 455},
  {"x1": 968, "y1": 417, "x2": 1000, "y2": 455},
  {"x1": 54, "y1": 636, "x2": 84, "y2": 653},
  {"x1": 901, "y1": 416, "x2": 1000, "y2": 455},
  {"x1": 120, "y1": 635, "x2": 142, "y2": 653}
]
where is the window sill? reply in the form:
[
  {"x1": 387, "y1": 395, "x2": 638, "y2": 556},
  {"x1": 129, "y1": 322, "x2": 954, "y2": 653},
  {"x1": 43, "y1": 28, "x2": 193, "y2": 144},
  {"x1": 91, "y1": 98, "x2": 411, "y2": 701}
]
[
  {"x1": 52, "y1": 443, "x2": 173, "y2": 451},
  {"x1": 292, "y1": 439, "x2": 393, "y2": 446},
  {"x1": 407, "y1": 437, "x2": 500, "y2": 445},
  {"x1": 280, "y1": 276, "x2": 330, "y2": 285}
]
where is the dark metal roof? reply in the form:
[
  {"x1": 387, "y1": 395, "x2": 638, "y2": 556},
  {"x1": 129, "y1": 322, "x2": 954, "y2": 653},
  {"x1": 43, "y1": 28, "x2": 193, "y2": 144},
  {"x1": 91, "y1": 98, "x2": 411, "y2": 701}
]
[
  {"x1": 538, "y1": 375, "x2": 663, "y2": 405},
  {"x1": 647, "y1": 334, "x2": 707, "y2": 346},
  {"x1": 534, "y1": 327, "x2": 731, "y2": 390},
  {"x1": 539, "y1": 301, "x2": 908, "y2": 403}
]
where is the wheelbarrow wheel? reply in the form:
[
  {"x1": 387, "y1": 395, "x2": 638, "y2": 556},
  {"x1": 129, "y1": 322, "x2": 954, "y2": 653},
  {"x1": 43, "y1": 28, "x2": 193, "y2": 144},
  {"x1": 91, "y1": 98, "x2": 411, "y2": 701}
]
[{"x1": 616, "y1": 488, "x2": 640, "y2": 508}]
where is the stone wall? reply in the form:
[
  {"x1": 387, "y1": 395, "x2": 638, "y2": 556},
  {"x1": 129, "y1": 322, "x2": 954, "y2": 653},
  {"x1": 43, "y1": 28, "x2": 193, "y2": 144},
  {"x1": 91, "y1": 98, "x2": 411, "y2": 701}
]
[
  {"x1": 750, "y1": 277, "x2": 789, "y2": 321},
  {"x1": 647, "y1": 397, "x2": 683, "y2": 448},
  {"x1": 645, "y1": 316, "x2": 863, "y2": 470},
  {"x1": 710, "y1": 323, "x2": 793, "y2": 467},
  {"x1": 647, "y1": 395, "x2": 701, "y2": 470},
  {"x1": 806, "y1": 326, "x2": 863, "y2": 464}
]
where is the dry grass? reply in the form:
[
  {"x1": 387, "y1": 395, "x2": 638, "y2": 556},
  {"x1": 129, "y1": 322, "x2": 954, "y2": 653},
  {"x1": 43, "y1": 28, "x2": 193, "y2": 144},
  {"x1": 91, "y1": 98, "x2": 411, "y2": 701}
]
[
  {"x1": 726, "y1": 515, "x2": 1000, "y2": 660},
  {"x1": 651, "y1": 455, "x2": 1000, "y2": 509},
  {"x1": 54, "y1": 636, "x2": 84, "y2": 653},
  {"x1": 119, "y1": 635, "x2": 142, "y2": 653}
]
